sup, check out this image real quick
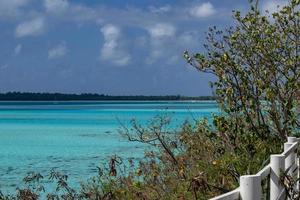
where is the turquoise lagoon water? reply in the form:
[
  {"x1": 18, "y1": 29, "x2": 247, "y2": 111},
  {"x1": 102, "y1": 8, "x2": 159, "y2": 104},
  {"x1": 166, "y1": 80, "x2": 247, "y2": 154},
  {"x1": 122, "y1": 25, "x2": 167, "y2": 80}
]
[{"x1": 0, "y1": 101, "x2": 218, "y2": 193}]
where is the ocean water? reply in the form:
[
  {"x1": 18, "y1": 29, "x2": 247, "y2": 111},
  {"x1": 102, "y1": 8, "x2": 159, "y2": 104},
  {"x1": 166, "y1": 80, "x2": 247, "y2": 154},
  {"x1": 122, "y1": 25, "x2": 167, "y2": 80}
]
[{"x1": 0, "y1": 101, "x2": 218, "y2": 193}]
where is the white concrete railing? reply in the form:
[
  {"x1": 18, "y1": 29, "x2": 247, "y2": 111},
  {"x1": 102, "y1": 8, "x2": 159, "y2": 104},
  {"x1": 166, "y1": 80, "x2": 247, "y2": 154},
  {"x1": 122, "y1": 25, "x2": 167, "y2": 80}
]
[{"x1": 210, "y1": 137, "x2": 300, "y2": 200}]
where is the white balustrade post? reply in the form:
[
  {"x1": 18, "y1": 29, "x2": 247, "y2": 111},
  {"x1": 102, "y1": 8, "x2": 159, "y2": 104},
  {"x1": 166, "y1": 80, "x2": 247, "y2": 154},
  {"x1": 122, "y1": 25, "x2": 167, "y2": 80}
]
[
  {"x1": 288, "y1": 137, "x2": 298, "y2": 161},
  {"x1": 297, "y1": 157, "x2": 300, "y2": 190},
  {"x1": 240, "y1": 175, "x2": 261, "y2": 200},
  {"x1": 270, "y1": 154, "x2": 285, "y2": 200},
  {"x1": 288, "y1": 137, "x2": 300, "y2": 190},
  {"x1": 284, "y1": 137, "x2": 297, "y2": 175}
]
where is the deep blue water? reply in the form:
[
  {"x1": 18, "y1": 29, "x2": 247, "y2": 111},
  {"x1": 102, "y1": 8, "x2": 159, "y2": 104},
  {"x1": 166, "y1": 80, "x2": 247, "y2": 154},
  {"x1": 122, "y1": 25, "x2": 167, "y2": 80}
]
[{"x1": 0, "y1": 101, "x2": 218, "y2": 193}]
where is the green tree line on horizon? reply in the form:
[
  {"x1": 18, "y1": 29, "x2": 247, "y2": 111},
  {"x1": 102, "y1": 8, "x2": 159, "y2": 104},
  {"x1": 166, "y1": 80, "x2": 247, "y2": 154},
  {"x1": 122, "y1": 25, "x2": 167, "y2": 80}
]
[{"x1": 0, "y1": 92, "x2": 215, "y2": 101}]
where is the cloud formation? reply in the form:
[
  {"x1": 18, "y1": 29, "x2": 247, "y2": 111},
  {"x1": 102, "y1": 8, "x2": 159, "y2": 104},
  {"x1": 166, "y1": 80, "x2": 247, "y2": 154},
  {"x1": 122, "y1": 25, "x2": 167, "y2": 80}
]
[
  {"x1": 145, "y1": 23, "x2": 186, "y2": 65},
  {"x1": 147, "y1": 23, "x2": 176, "y2": 38},
  {"x1": 15, "y1": 17, "x2": 45, "y2": 38},
  {"x1": 48, "y1": 43, "x2": 68, "y2": 59},
  {"x1": 100, "y1": 24, "x2": 131, "y2": 66},
  {"x1": 44, "y1": 0, "x2": 69, "y2": 15},
  {"x1": 0, "y1": 0, "x2": 29, "y2": 18},
  {"x1": 69, "y1": 4, "x2": 96, "y2": 22},
  {"x1": 44, "y1": 0, "x2": 96, "y2": 22},
  {"x1": 189, "y1": 2, "x2": 216, "y2": 18},
  {"x1": 149, "y1": 5, "x2": 171, "y2": 14}
]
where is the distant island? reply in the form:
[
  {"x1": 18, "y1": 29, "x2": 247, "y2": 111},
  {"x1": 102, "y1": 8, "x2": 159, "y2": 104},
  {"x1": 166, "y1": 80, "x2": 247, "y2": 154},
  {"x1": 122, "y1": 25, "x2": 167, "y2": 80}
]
[{"x1": 0, "y1": 92, "x2": 215, "y2": 101}]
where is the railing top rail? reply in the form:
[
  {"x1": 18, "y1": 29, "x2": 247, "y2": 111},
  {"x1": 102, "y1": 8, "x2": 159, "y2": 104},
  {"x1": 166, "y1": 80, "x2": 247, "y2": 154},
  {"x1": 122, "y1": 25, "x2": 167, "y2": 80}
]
[
  {"x1": 256, "y1": 164, "x2": 271, "y2": 179},
  {"x1": 287, "y1": 137, "x2": 299, "y2": 143},
  {"x1": 282, "y1": 141, "x2": 298, "y2": 158}
]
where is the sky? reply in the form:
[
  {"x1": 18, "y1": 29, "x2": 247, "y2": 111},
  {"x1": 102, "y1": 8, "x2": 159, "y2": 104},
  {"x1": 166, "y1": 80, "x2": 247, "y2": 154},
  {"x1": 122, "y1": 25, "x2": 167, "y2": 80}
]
[{"x1": 0, "y1": 0, "x2": 287, "y2": 96}]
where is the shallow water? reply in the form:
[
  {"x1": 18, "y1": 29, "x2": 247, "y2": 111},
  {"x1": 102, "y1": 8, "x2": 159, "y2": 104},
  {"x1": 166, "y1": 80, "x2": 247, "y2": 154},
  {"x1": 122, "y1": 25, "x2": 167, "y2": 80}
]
[{"x1": 0, "y1": 101, "x2": 218, "y2": 193}]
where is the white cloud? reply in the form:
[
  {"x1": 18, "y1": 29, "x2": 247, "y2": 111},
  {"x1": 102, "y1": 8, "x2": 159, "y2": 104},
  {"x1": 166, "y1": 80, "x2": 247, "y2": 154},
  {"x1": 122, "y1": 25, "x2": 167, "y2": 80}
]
[
  {"x1": 100, "y1": 24, "x2": 131, "y2": 66},
  {"x1": 69, "y1": 5, "x2": 97, "y2": 21},
  {"x1": 145, "y1": 23, "x2": 176, "y2": 64},
  {"x1": 44, "y1": 0, "x2": 69, "y2": 15},
  {"x1": 189, "y1": 2, "x2": 216, "y2": 18},
  {"x1": 148, "y1": 23, "x2": 176, "y2": 38},
  {"x1": 14, "y1": 44, "x2": 22, "y2": 55},
  {"x1": 15, "y1": 17, "x2": 45, "y2": 38},
  {"x1": 44, "y1": 0, "x2": 96, "y2": 22},
  {"x1": 0, "y1": 0, "x2": 29, "y2": 18},
  {"x1": 149, "y1": 5, "x2": 171, "y2": 14},
  {"x1": 48, "y1": 43, "x2": 68, "y2": 59},
  {"x1": 262, "y1": 0, "x2": 288, "y2": 14},
  {"x1": 145, "y1": 30, "x2": 202, "y2": 65}
]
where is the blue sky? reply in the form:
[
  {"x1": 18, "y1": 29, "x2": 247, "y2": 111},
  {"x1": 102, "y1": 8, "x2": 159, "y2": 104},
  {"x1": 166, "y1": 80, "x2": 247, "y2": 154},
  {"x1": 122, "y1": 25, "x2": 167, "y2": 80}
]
[{"x1": 0, "y1": 0, "x2": 286, "y2": 96}]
